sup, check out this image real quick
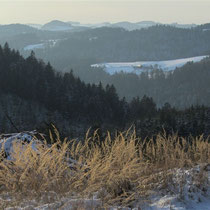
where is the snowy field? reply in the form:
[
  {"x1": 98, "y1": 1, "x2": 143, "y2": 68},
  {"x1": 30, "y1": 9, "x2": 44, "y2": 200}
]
[
  {"x1": 91, "y1": 55, "x2": 208, "y2": 75},
  {"x1": 23, "y1": 43, "x2": 45, "y2": 51},
  {"x1": 1, "y1": 165, "x2": 209, "y2": 210},
  {"x1": 23, "y1": 39, "x2": 61, "y2": 51}
]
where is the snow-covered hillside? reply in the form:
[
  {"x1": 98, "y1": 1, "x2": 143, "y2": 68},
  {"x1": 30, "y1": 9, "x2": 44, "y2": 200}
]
[{"x1": 91, "y1": 55, "x2": 208, "y2": 75}]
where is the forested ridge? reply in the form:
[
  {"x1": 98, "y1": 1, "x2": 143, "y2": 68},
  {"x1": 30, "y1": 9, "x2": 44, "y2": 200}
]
[
  {"x1": 30, "y1": 25, "x2": 210, "y2": 65},
  {"x1": 0, "y1": 43, "x2": 125, "y2": 126},
  {"x1": 20, "y1": 25, "x2": 210, "y2": 108},
  {"x1": 96, "y1": 58, "x2": 210, "y2": 107},
  {"x1": 0, "y1": 44, "x2": 210, "y2": 139}
]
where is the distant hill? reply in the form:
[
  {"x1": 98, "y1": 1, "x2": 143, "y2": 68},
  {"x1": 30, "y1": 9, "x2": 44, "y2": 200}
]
[
  {"x1": 31, "y1": 25, "x2": 210, "y2": 72},
  {"x1": 67, "y1": 21, "x2": 80, "y2": 25},
  {"x1": 63, "y1": 20, "x2": 197, "y2": 31},
  {"x1": 137, "y1": 21, "x2": 157, "y2": 25},
  {"x1": 0, "y1": 22, "x2": 85, "y2": 50},
  {"x1": 0, "y1": 24, "x2": 37, "y2": 38},
  {"x1": 39, "y1": 20, "x2": 198, "y2": 31},
  {"x1": 170, "y1": 22, "x2": 197, "y2": 29},
  {"x1": 196, "y1": 23, "x2": 210, "y2": 31},
  {"x1": 41, "y1": 20, "x2": 73, "y2": 31},
  {"x1": 27, "y1": 23, "x2": 43, "y2": 29},
  {"x1": 111, "y1": 21, "x2": 159, "y2": 31}
]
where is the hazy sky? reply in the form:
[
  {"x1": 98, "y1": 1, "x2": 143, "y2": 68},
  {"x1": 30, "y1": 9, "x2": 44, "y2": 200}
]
[{"x1": 0, "y1": 1, "x2": 210, "y2": 25}]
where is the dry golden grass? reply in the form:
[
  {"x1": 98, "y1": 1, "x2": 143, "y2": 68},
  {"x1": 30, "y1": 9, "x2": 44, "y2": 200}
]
[
  {"x1": 0, "y1": 128, "x2": 209, "y2": 207},
  {"x1": 68, "y1": 129, "x2": 210, "y2": 206},
  {"x1": 0, "y1": 131, "x2": 72, "y2": 195}
]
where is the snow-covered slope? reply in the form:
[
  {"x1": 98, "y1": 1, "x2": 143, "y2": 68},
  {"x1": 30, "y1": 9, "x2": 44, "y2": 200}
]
[
  {"x1": 23, "y1": 43, "x2": 45, "y2": 51},
  {"x1": 23, "y1": 39, "x2": 62, "y2": 51},
  {"x1": 91, "y1": 55, "x2": 208, "y2": 75},
  {"x1": 143, "y1": 166, "x2": 210, "y2": 210}
]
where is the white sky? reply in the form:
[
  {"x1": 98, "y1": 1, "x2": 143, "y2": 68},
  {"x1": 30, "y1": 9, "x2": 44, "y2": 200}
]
[{"x1": 0, "y1": 1, "x2": 210, "y2": 25}]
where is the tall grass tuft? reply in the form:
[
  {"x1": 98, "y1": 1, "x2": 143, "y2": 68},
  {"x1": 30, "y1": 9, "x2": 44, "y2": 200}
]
[
  {"x1": 0, "y1": 128, "x2": 209, "y2": 207},
  {"x1": 0, "y1": 131, "x2": 72, "y2": 195}
]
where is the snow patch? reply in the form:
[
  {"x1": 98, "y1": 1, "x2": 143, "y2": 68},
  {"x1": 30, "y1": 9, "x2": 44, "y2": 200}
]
[
  {"x1": 91, "y1": 55, "x2": 208, "y2": 75},
  {"x1": 89, "y1": 36, "x2": 98, "y2": 41},
  {"x1": 142, "y1": 166, "x2": 210, "y2": 210},
  {"x1": 0, "y1": 131, "x2": 39, "y2": 159},
  {"x1": 23, "y1": 43, "x2": 45, "y2": 51},
  {"x1": 23, "y1": 39, "x2": 62, "y2": 51}
]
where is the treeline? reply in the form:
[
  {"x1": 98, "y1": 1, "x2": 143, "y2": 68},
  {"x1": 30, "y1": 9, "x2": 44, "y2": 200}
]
[
  {"x1": 0, "y1": 43, "x2": 125, "y2": 127},
  {"x1": 130, "y1": 98, "x2": 210, "y2": 139},
  {"x1": 0, "y1": 44, "x2": 210, "y2": 138}
]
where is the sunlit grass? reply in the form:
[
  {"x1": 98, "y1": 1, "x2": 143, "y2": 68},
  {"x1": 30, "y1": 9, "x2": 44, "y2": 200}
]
[{"x1": 0, "y1": 128, "x2": 209, "y2": 207}]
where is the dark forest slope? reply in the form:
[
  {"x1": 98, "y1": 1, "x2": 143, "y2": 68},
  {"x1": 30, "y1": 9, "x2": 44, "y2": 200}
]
[{"x1": 0, "y1": 44, "x2": 210, "y2": 139}]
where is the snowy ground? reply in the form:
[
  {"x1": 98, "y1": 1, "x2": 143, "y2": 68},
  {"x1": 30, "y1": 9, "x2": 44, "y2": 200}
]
[
  {"x1": 1, "y1": 165, "x2": 209, "y2": 210},
  {"x1": 91, "y1": 55, "x2": 208, "y2": 75},
  {"x1": 23, "y1": 43, "x2": 45, "y2": 51},
  {"x1": 0, "y1": 133, "x2": 209, "y2": 209},
  {"x1": 143, "y1": 166, "x2": 210, "y2": 210},
  {"x1": 23, "y1": 39, "x2": 61, "y2": 51}
]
